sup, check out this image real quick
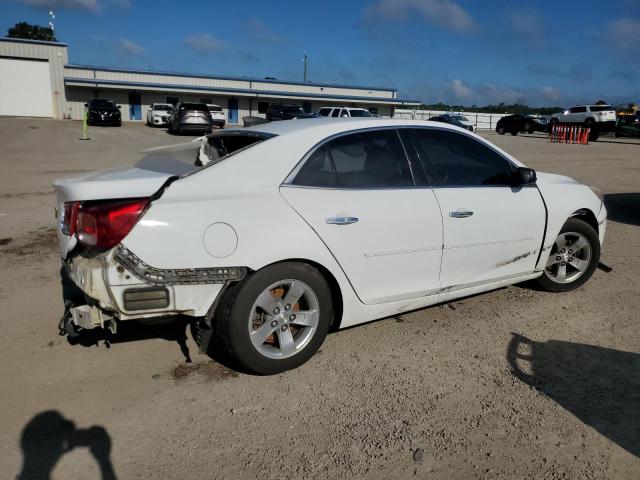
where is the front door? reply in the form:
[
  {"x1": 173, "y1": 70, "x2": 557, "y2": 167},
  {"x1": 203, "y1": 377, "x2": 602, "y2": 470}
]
[
  {"x1": 280, "y1": 128, "x2": 443, "y2": 305},
  {"x1": 128, "y1": 92, "x2": 141, "y2": 120},
  {"x1": 410, "y1": 128, "x2": 545, "y2": 289}
]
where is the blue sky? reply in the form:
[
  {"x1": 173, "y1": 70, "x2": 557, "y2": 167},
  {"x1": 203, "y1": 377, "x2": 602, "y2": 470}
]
[{"x1": 1, "y1": 0, "x2": 639, "y2": 106}]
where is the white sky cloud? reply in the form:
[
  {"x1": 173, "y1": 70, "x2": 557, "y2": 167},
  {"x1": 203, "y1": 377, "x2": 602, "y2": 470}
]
[{"x1": 363, "y1": 0, "x2": 474, "y2": 34}]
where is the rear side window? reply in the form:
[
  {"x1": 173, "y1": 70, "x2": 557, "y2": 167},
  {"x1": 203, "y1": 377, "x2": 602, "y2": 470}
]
[
  {"x1": 589, "y1": 105, "x2": 612, "y2": 112},
  {"x1": 293, "y1": 129, "x2": 414, "y2": 188},
  {"x1": 331, "y1": 109, "x2": 341, "y2": 117},
  {"x1": 413, "y1": 129, "x2": 514, "y2": 186}
]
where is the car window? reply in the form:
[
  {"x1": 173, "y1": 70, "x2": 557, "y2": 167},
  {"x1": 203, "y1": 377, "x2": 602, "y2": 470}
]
[
  {"x1": 331, "y1": 109, "x2": 341, "y2": 117},
  {"x1": 180, "y1": 103, "x2": 208, "y2": 111},
  {"x1": 569, "y1": 106, "x2": 587, "y2": 113},
  {"x1": 318, "y1": 108, "x2": 331, "y2": 117},
  {"x1": 589, "y1": 105, "x2": 612, "y2": 112},
  {"x1": 208, "y1": 106, "x2": 223, "y2": 112},
  {"x1": 413, "y1": 129, "x2": 514, "y2": 186},
  {"x1": 293, "y1": 129, "x2": 414, "y2": 188},
  {"x1": 349, "y1": 109, "x2": 372, "y2": 117},
  {"x1": 154, "y1": 105, "x2": 172, "y2": 111}
]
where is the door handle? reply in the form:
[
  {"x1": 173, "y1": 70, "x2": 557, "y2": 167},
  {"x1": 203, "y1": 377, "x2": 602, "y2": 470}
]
[
  {"x1": 326, "y1": 216, "x2": 359, "y2": 225},
  {"x1": 449, "y1": 210, "x2": 474, "y2": 218}
]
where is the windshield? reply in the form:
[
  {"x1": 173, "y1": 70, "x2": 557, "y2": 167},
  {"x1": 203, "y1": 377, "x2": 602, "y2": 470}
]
[
  {"x1": 208, "y1": 106, "x2": 223, "y2": 112},
  {"x1": 90, "y1": 99, "x2": 115, "y2": 109},
  {"x1": 349, "y1": 109, "x2": 372, "y2": 117},
  {"x1": 154, "y1": 105, "x2": 172, "y2": 111},
  {"x1": 451, "y1": 115, "x2": 469, "y2": 121}
]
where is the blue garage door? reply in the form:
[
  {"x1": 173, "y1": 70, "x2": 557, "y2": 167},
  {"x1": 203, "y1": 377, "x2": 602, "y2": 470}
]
[
  {"x1": 129, "y1": 93, "x2": 141, "y2": 120},
  {"x1": 228, "y1": 98, "x2": 238, "y2": 124}
]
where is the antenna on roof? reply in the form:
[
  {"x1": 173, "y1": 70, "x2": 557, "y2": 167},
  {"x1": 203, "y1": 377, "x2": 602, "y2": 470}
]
[{"x1": 302, "y1": 51, "x2": 308, "y2": 83}]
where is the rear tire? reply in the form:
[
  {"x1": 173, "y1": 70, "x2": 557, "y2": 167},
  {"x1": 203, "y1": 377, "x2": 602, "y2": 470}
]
[
  {"x1": 535, "y1": 218, "x2": 600, "y2": 292},
  {"x1": 497, "y1": 126, "x2": 505, "y2": 135},
  {"x1": 215, "y1": 262, "x2": 333, "y2": 375}
]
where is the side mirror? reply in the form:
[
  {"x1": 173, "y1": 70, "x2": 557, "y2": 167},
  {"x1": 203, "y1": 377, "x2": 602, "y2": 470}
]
[
  {"x1": 515, "y1": 167, "x2": 537, "y2": 185},
  {"x1": 117, "y1": 105, "x2": 121, "y2": 109},
  {"x1": 84, "y1": 103, "x2": 89, "y2": 107}
]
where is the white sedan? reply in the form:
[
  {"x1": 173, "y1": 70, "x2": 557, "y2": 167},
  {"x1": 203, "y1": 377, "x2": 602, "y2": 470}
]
[{"x1": 54, "y1": 119, "x2": 606, "y2": 374}]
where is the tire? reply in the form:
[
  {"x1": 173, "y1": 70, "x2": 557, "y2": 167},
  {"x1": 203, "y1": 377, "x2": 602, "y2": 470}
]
[
  {"x1": 535, "y1": 217, "x2": 600, "y2": 292},
  {"x1": 510, "y1": 130, "x2": 518, "y2": 136},
  {"x1": 497, "y1": 126, "x2": 505, "y2": 135},
  {"x1": 525, "y1": 123, "x2": 534, "y2": 134},
  {"x1": 215, "y1": 262, "x2": 333, "y2": 374}
]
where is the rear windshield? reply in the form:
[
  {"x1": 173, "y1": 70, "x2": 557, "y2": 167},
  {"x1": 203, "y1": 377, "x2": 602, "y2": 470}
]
[
  {"x1": 590, "y1": 105, "x2": 612, "y2": 112},
  {"x1": 135, "y1": 132, "x2": 276, "y2": 177},
  {"x1": 349, "y1": 109, "x2": 372, "y2": 117},
  {"x1": 208, "y1": 105, "x2": 223, "y2": 112},
  {"x1": 180, "y1": 103, "x2": 208, "y2": 111}
]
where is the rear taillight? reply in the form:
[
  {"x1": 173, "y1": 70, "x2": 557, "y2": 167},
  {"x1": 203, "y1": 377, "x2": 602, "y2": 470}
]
[
  {"x1": 76, "y1": 198, "x2": 149, "y2": 249},
  {"x1": 60, "y1": 201, "x2": 80, "y2": 236}
]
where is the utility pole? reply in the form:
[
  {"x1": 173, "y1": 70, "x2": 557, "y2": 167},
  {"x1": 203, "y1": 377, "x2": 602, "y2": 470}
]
[
  {"x1": 48, "y1": 10, "x2": 56, "y2": 40},
  {"x1": 302, "y1": 51, "x2": 308, "y2": 83}
]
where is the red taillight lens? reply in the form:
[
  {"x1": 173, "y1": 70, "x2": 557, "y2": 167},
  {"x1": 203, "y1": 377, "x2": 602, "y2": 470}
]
[
  {"x1": 76, "y1": 198, "x2": 149, "y2": 249},
  {"x1": 60, "y1": 201, "x2": 80, "y2": 236}
]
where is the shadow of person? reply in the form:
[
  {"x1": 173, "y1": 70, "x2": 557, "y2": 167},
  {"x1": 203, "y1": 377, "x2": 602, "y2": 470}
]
[
  {"x1": 604, "y1": 193, "x2": 640, "y2": 227},
  {"x1": 507, "y1": 333, "x2": 640, "y2": 458},
  {"x1": 17, "y1": 411, "x2": 117, "y2": 479}
]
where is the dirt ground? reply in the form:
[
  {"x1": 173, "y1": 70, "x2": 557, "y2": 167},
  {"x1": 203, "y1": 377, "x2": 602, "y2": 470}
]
[{"x1": 1, "y1": 117, "x2": 638, "y2": 480}]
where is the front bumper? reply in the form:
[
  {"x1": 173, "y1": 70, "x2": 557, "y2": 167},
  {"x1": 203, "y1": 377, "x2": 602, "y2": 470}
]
[{"x1": 152, "y1": 116, "x2": 170, "y2": 126}]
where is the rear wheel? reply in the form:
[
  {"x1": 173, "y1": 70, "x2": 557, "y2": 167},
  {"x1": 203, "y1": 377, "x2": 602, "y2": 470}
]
[
  {"x1": 535, "y1": 218, "x2": 600, "y2": 292},
  {"x1": 525, "y1": 123, "x2": 534, "y2": 134},
  {"x1": 497, "y1": 126, "x2": 506, "y2": 135},
  {"x1": 215, "y1": 262, "x2": 333, "y2": 374}
]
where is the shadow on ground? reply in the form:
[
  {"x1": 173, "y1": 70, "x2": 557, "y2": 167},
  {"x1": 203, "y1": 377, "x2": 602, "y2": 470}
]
[
  {"x1": 507, "y1": 333, "x2": 640, "y2": 458},
  {"x1": 17, "y1": 411, "x2": 117, "y2": 479},
  {"x1": 604, "y1": 193, "x2": 640, "y2": 227}
]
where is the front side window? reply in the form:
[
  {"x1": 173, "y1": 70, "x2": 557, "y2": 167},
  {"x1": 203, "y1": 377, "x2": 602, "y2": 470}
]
[
  {"x1": 292, "y1": 129, "x2": 414, "y2": 188},
  {"x1": 318, "y1": 108, "x2": 331, "y2": 117},
  {"x1": 413, "y1": 129, "x2": 514, "y2": 186}
]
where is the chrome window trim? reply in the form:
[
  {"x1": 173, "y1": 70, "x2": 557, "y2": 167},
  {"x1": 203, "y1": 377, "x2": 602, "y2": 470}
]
[{"x1": 282, "y1": 125, "x2": 419, "y2": 189}]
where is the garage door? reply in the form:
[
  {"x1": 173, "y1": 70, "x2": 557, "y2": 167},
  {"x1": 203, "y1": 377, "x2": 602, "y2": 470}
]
[{"x1": 0, "y1": 58, "x2": 54, "y2": 118}]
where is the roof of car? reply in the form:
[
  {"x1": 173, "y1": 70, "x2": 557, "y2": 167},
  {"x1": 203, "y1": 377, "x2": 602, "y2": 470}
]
[{"x1": 230, "y1": 117, "x2": 472, "y2": 138}]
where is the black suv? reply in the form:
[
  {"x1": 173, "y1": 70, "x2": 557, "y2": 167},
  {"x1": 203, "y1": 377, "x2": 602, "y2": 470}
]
[
  {"x1": 86, "y1": 98, "x2": 121, "y2": 126},
  {"x1": 265, "y1": 104, "x2": 314, "y2": 121}
]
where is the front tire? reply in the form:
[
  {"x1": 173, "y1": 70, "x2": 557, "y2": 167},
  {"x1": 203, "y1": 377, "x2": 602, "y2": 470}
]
[
  {"x1": 535, "y1": 218, "x2": 600, "y2": 292},
  {"x1": 497, "y1": 126, "x2": 505, "y2": 135},
  {"x1": 215, "y1": 262, "x2": 333, "y2": 375}
]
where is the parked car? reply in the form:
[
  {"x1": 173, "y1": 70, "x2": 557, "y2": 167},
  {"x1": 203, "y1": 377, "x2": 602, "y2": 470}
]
[
  {"x1": 146, "y1": 103, "x2": 173, "y2": 127},
  {"x1": 206, "y1": 104, "x2": 226, "y2": 129},
  {"x1": 496, "y1": 114, "x2": 548, "y2": 135},
  {"x1": 549, "y1": 105, "x2": 616, "y2": 130},
  {"x1": 317, "y1": 107, "x2": 373, "y2": 118},
  {"x1": 168, "y1": 102, "x2": 212, "y2": 134},
  {"x1": 86, "y1": 98, "x2": 121, "y2": 126},
  {"x1": 614, "y1": 116, "x2": 640, "y2": 138},
  {"x1": 428, "y1": 114, "x2": 474, "y2": 131},
  {"x1": 448, "y1": 113, "x2": 475, "y2": 132},
  {"x1": 265, "y1": 104, "x2": 314, "y2": 121},
  {"x1": 55, "y1": 118, "x2": 606, "y2": 374}
]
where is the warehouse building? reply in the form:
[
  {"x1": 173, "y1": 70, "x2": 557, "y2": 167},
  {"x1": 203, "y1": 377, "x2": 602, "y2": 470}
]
[{"x1": 0, "y1": 37, "x2": 420, "y2": 124}]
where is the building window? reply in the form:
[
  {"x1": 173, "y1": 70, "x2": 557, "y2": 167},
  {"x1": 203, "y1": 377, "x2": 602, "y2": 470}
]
[
  {"x1": 166, "y1": 96, "x2": 180, "y2": 106},
  {"x1": 258, "y1": 101, "x2": 269, "y2": 114}
]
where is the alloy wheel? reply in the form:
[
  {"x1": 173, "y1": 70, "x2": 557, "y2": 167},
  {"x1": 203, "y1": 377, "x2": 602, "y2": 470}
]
[{"x1": 544, "y1": 232, "x2": 592, "y2": 284}]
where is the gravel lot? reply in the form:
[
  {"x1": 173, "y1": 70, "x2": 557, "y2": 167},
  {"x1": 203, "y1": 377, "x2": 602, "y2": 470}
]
[{"x1": 1, "y1": 117, "x2": 638, "y2": 479}]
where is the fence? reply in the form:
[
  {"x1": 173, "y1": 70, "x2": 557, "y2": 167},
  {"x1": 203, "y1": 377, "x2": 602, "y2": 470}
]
[{"x1": 393, "y1": 109, "x2": 511, "y2": 131}]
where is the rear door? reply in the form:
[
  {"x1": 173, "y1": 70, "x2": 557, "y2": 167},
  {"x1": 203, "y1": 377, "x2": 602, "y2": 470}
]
[
  {"x1": 281, "y1": 128, "x2": 443, "y2": 305},
  {"x1": 410, "y1": 128, "x2": 545, "y2": 290}
]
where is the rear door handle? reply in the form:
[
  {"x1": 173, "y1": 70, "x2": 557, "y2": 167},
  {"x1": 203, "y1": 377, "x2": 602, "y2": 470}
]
[
  {"x1": 449, "y1": 210, "x2": 474, "y2": 218},
  {"x1": 326, "y1": 216, "x2": 359, "y2": 225}
]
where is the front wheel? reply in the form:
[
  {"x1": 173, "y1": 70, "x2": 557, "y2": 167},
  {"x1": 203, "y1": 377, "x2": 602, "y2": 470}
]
[
  {"x1": 497, "y1": 126, "x2": 505, "y2": 135},
  {"x1": 535, "y1": 218, "x2": 600, "y2": 292},
  {"x1": 215, "y1": 262, "x2": 333, "y2": 374}
]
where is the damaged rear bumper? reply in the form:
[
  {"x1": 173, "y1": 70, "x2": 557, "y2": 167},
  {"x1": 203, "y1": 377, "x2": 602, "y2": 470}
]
[{"x1": 63, "y1": 246, "x2": 246, "y2": 329}]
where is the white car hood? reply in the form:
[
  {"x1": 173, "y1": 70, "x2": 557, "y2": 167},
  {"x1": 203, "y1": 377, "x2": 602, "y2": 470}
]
[{"x1": 535, "y1": 171, "x2": 579, "y2": 186}]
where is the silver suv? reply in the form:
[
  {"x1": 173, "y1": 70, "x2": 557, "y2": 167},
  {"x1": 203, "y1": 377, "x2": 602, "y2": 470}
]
[
  {"x1": 550, "y1": 104, "x2": 616, "y2": 128},
  {"x1": 317, "y1": 107, "x2": 373, "y2": 118}
]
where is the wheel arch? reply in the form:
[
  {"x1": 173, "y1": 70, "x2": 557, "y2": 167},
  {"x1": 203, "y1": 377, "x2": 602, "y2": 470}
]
[{"x1": 570, "y1": 208, "x2": 599, "y2": 235}]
